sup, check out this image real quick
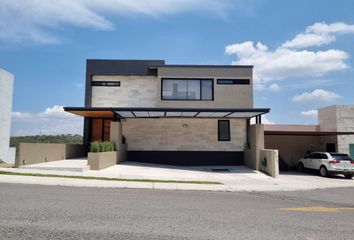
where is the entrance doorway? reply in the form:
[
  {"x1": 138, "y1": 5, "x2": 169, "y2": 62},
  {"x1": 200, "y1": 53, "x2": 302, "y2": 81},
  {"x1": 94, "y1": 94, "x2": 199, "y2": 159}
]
[
  {"x1": 326, "y1": 143, "x2": 336, "y2": 152},
  {"x1": 91, "y1": 118, "x2": 112, "y2": 141}
]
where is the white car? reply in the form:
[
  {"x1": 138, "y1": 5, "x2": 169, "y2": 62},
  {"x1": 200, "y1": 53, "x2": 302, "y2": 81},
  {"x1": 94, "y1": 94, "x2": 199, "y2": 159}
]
[{"x1": 298, "y1": 152, "x2": 354, "y2": 179}]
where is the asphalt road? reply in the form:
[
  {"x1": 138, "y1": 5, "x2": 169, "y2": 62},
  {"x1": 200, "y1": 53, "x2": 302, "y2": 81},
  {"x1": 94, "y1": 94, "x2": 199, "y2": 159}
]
[{"x1": 1, "y1": 183, "x2": 354, "y2": 240}]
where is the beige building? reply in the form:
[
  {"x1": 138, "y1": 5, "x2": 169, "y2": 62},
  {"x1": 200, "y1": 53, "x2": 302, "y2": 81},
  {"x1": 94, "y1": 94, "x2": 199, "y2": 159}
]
[
  {"x1": 265, "y1": 105, "x2": 354, "y2": 170},
  {"x1": 65, "y1": 60, "x2": 269, "y2": 165}
]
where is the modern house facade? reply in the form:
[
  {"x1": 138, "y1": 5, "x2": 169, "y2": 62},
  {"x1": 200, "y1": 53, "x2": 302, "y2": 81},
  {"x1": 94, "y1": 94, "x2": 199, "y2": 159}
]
[
  {"x1": 0, "y1": 67, "x2": 15, "y2": 163},
  {"x1": 265, "y1": 105, "x2": 354, "y2": 169},
  {"x1": 65, "y1": 60, "x2": 270, "y2": 166}
]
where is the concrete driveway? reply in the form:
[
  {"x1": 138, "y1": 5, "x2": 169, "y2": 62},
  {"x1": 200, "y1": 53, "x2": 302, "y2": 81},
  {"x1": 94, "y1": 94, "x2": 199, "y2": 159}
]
[{"x1": 2, "y1": 160, "x2": 354, "y2": 191}]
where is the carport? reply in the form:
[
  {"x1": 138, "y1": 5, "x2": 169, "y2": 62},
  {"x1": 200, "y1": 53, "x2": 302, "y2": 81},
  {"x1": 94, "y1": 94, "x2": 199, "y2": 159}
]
[
  {"x1": 264, "y1": 125, "x2": 354, "y2": 171},
  {"x1": 64, "y1": 107, "x2": 270, "y2": 166}
]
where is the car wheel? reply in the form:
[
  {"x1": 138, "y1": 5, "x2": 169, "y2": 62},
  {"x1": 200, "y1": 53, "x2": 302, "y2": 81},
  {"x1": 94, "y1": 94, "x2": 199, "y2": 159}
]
[
  {"x1": 344, "y1": 174, "x2": 353, "y2": 179},
  {"x1": 319, "y1": 166, "x2": 328, "y2": 177},
  {"x1": 298, "y1": 162, "x2": 304, "y2": 172}
]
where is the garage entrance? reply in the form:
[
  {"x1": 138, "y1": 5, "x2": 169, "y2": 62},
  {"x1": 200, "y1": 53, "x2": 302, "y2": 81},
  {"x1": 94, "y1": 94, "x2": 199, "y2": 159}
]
[{"x1": 264, "y1": 125, "x2": 354, "y2": 172}]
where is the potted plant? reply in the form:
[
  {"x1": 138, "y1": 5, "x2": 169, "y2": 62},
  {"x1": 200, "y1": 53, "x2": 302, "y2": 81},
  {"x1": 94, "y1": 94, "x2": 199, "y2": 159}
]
[{"x1": 87, "y1": 141, "x2": 117, "y2": 170}]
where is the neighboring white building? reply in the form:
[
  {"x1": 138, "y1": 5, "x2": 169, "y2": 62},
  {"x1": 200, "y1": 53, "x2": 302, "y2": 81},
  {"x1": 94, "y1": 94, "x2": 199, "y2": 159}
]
[{"x1": 0, "y1": 68, "x2": 15, "y2": 163}]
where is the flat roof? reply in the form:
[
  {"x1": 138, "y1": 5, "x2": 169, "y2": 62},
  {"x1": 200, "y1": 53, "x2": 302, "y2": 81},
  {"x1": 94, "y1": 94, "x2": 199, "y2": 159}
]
[
  {"x1": 149, "y1": 64, "x2": 253, "y2": 69},
  {"x1": 264, "y1": 124, "x2": 354, "y2": 136},
  {"x1": 64, "y1": 107, "x2": 270, "y2": 119},
  {"x1": 86, "y1": 59, "x2": 165, "y2": 77}
]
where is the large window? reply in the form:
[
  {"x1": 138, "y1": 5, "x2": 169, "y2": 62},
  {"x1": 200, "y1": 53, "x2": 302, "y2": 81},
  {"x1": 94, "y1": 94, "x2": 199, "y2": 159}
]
[
  {"x1": 218, "y1": 120, "x2": 230, "y2": 141},
  {"x1": 162, "y1": 78, "x2": 213, "y2": 101}
]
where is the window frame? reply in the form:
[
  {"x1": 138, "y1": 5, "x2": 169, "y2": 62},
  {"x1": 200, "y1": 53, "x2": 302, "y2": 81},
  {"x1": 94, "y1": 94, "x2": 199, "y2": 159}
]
[
  {"x1": 217, "y1": 79, "x2": 250, "y2": 85},
  {"x1": 161, "y1": 78, "x2": 214, "y2": 101},
  {"x1": 218, "y1": 120, "x2": 231, "y2": 141},
  {"x1": 92, "y1": 81, "x2": 121, "y2": 87}
]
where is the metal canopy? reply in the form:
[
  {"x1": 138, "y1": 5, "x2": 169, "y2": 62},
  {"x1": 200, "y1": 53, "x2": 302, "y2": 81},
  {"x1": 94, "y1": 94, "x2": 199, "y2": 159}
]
[{"x1": 64, "y1": 107, "x2": 270, "y2": 119}]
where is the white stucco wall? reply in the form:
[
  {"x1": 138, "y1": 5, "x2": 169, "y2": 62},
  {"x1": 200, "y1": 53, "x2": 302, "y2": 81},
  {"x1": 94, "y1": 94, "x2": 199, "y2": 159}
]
[{"x1": 0, "y1": 68, "x2": 14, "y2": 163}]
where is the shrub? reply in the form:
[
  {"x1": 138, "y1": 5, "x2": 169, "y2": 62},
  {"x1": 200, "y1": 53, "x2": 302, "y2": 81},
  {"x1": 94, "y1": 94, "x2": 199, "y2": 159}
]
[
  {"x1": 89, "y1": 141, "x2": 101, "y2": 153},
  {"x1": 101, "y1": 141, "x2": 115, "y2": 152},
  {"x1": 0, "y1": 159, "x2": 6, "y2": 164},
  {"x1": 89, "y1": 141, "x2": 115, "y2": 153}
]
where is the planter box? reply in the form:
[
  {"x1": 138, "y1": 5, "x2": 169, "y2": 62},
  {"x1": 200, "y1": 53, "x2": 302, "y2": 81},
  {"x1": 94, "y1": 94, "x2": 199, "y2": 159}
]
[{"x1": 88, "y1": 151, "x2": 117, "y2": 170}]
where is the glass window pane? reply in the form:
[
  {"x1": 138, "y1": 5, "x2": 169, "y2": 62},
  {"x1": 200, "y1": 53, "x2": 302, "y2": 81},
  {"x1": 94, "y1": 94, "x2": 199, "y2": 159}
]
[
  {"x1": 181, "y1": 112, "x2": 198, "y2": 117},
  {"x1": 133, "y1": 111, "x2": 149, "y2": 117},
  {"x1": 217, "y1": 79, "x2": 233, "y2": 84},
  {"x1": 166, "y1": 112, "x2": 182, "y2": 117},
  {"x1": 148, "y1": 112, "x2": 164, "y2": 117},
  {"x1": 116, "y1": 111, "x2": 134, "y2": 118},
  {"x1": 162, "y1": 80, "x2": 187, "y2": 100},
  {"x1": 218, "y1": 120, "x2": 230, "y2": 141},
  {"x1": 187, "y1": 80, "x2": 200, "y2": 100},
  {"x1": 197, "y1": 112, "x2": 214, "y2": 117},
  {"x1": 201, "y1": 80, "x2": 213, "y2": 100}
]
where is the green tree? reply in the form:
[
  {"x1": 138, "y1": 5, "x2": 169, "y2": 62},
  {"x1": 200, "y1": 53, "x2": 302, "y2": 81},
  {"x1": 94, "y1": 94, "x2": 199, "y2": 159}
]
[{"x1": 10, "y1": 134, "x2": 83, "y2": 147}]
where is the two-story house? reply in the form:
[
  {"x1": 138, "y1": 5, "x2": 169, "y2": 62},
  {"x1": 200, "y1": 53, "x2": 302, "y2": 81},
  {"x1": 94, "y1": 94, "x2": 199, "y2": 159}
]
[{"x1": 65, "y1": 60, "x2": 269, "y2": 166}]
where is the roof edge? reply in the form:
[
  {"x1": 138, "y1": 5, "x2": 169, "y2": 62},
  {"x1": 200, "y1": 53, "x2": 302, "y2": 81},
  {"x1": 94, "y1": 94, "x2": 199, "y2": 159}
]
[
  {"x1": 150, "y1": 64, "x2": 253, "y2": 69},
  {"x1": 64, "y1": 106, "x2": 269, "y2": 113}
]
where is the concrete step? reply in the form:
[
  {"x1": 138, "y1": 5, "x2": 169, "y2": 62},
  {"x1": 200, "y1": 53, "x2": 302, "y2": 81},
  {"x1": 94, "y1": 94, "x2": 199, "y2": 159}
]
[{"x1": 19, "y1": 160, "x2": 89, "y2": 172}]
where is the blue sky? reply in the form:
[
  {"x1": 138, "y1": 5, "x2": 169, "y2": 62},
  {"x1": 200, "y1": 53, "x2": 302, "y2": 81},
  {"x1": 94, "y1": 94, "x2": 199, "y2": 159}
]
[{"x1": 1, "y1": 0, "x2": 354, "y2": 136}]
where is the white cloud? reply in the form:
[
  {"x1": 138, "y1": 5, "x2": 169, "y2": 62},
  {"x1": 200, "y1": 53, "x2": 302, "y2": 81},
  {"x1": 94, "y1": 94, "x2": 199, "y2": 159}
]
[
  {"x1": 0, "y1": 0, "x2": 230, "y2": 44},
  {"x1": 307, "y1": 22, "x2": 354, "y2": 35},
  {"x1": 261, "y1": 115, "x2": 275, "y2": 124},
  {"x1": 268, "y1": 83, "x2": 281, "y2": 92},
  {"x1": 225, "y1": 22, "x2": 353, "y2": 87},
  {"x1": 281, "y1": 22, "x2": 354, "y2": 49},
  {"x1": 11, "y1": 105, "x2": 83, "y2": 136},
  {"x1": 301, "y1": 109, "x2": 318, "y2": 117},
  {"x1": 292, "y1": 89, "x2": 342, "y2": 103},
  {"x1": 282, "y1": 33, "x2": 335, "y2": 49},
  {"x1": 226, "y1": 41, "x2": 348, "y2": 85},
  {"x1": 38, "y1": 105, "x2": 73, "y2": 118},
  {"x1": 11, "y1": 112, "x2": 31, "y2": 119}
]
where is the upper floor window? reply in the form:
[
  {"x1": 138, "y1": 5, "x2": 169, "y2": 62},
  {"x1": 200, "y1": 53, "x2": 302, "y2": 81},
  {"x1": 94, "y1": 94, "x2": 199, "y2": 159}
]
[
  {"x1": 217, "y1": 79, "x2": 250, "y2": 85},
  {"x1": 92, "y1": 81, "x2": 121, "y2": 87},
  {"x1": 162, "y1": 78, "x2": 213, "y2": 101}
]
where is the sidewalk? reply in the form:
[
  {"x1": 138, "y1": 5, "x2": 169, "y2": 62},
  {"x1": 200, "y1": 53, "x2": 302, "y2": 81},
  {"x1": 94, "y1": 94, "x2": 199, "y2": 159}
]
[{"x1": 1, "y1": 161, "x2": 354, "y2": 192}]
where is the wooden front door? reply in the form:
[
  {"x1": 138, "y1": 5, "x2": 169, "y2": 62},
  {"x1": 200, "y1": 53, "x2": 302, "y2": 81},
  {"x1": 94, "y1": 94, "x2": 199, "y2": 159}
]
[{"x1": 91, "y1": 118, "x2": 112, "y2": 141}]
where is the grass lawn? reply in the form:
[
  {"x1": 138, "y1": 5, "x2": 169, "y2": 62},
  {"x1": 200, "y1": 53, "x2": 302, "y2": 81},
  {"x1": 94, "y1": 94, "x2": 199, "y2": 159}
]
[{"x1": 0, "y1": 170, "x2": 223, "y2": 185}]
